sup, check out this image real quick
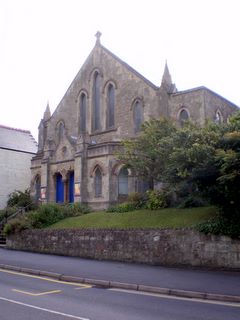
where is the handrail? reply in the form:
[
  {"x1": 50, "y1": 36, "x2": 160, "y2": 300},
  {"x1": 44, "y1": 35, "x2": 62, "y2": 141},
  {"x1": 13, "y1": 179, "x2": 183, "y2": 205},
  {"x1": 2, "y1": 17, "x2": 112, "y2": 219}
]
[{"x1": 0, "y1": 203, "x2": 32, "y2": 230}]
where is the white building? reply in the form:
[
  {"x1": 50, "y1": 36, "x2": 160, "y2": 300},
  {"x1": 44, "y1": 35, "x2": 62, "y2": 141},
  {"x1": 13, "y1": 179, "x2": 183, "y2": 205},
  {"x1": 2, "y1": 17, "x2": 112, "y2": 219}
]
[{"x1": 0, "y1": 125, "x2": 37, "y2": 209}]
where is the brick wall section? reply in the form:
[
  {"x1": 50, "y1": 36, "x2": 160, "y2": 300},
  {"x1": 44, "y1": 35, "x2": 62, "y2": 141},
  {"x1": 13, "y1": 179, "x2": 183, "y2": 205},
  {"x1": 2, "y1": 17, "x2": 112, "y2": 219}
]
[{"x1": 7, "y1": 229, "x2": 240, "y2": 269}]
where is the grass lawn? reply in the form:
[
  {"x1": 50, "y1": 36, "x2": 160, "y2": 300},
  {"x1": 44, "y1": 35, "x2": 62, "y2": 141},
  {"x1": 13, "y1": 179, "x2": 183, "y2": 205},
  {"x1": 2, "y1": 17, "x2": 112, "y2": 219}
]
[{"x1": 49, "y1": 206, "x2": 217, "y2": 229}]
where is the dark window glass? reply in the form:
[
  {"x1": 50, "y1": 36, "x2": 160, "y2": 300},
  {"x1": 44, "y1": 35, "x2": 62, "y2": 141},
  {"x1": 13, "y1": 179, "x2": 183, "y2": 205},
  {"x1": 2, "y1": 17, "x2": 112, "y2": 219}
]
[
  {"x1": 93, "y1": 72, "x2": 101, "y2": 131},
  {"x1": 107, "y1": 84, "x2": 115, "y2": 128},
  {"x1": 118, "y1": 167, "x2": 128, "y2": 195},
  {"x1": 94, "y1": 168, "x2": 102, "y2": 197},
  {"x1": 179, "y1": 109, "x2": 189, "y2": 126},
  {"x1": 58, "y1": 122, "x2": 64, "y2": 141},
  {"x1": 80, "y1": 93, "x2": 87, "y2": 132},
  {"x1": 215, "y1": 112, "x2": 222, "y2": 124},
  {"x1": 134, "y1": 101, "x2": 143, "y2": 133}
]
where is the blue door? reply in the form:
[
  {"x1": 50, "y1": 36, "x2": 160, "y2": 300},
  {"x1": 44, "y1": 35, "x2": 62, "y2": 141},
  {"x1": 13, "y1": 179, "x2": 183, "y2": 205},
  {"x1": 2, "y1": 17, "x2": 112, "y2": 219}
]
[
  {"x1": 56, "y1": 173, "x2": 64, "y2": 203},
  {"x1": 69, "y1": 172, "x2": 74, "y2": 203}
]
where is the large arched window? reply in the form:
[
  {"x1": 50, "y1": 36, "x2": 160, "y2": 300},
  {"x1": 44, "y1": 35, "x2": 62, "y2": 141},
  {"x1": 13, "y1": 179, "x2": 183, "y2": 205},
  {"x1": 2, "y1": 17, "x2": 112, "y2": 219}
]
[
  {"x1": 215, "y1": 111, "x2": 222, "y2": 124},
  {"x1": 94, "y1": 167, "x2": 102, "y2": 197},
  {"x1": 178, "y1": 109, "x2": 189, "y2": 126},
  {"x1": 106, "y1": 83, "x2": 115, "y2": 128},
  {"x1": 35, "y1": 175, "x2": 41, "y2": 203},
  {"x1": 93, "y1": 71, "x2": 101, "y2": 131},
  {"x1": 58, "y1": 121, "x2": 65, "y2": 142},
  {"x1": 80, "y1": 93, "x2": 87, "y2": 133},
  {"x1": 118, "y1": 167, "x2": 129, "y2": 195},
  {"x1": 133, "y1": 100, "x2": 143, "y2": 133}
]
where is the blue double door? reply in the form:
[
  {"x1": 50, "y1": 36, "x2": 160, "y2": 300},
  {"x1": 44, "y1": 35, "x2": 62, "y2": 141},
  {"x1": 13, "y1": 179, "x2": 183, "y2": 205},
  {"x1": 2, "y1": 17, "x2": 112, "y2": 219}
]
[{"x1": 56, "y1": 172, "x2": 74, "y2": 203}]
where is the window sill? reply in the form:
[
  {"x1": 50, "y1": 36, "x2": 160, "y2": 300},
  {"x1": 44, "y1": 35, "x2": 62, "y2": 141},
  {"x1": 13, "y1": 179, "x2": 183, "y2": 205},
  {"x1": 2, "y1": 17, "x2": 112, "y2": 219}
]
[{"x1": 90, "y1": 127, "x2": 117, "y2": 136}]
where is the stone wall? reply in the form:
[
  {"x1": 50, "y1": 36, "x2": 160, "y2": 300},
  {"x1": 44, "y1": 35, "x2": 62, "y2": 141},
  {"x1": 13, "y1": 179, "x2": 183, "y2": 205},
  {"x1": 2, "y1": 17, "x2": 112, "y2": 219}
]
[{"x1": 7, "y1": 229, "x2": 240, "y2": 269}]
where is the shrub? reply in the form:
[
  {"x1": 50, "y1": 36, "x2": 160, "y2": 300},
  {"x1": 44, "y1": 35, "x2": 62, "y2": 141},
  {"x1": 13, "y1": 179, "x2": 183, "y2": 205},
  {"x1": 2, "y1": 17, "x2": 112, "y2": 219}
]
[
  {"x1": 7, "y1": 189, "x2": 36, "y2": 211},
  {"x1": 196, "y1": 214, "x2": 240, "y2": 239},
  {"x1": 64, "y1": 203, "x2": 90, "y2": 216},
  {"x1": 106, "y1": 202, "x2": 137, "y2": 213},
  {"x1": 127, "y1": 192, "x2": 146, "y2": 209},
  {"x1": 145, "y1": 189, "x2": 169, "y2": 210},
  {"x1": 178, "y1": 195, "x2": 209, "y2": 208},
  {"x1": 4, "y1": 216, "x2": 31, "y2": 235}
]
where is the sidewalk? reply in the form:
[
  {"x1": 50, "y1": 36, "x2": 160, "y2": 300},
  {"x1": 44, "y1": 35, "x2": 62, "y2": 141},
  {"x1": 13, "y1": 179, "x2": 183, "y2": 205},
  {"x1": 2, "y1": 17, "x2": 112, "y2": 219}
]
[{"x1": 0, "y1": 248, "x2": 239, "y2": 302}]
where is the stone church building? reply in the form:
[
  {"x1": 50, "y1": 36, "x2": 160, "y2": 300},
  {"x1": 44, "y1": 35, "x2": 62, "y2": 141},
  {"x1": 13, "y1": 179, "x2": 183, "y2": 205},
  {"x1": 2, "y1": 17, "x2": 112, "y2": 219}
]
[{"x1": 31, "y1": 33, "x2": 238, "y2": 209}]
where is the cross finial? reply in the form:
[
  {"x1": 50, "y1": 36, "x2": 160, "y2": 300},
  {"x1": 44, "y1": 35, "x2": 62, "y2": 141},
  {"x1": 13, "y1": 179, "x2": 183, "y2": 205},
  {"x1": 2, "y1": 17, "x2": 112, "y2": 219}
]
[{"x1": 95, "y1": 31, "x2": 102, "y2": 45}]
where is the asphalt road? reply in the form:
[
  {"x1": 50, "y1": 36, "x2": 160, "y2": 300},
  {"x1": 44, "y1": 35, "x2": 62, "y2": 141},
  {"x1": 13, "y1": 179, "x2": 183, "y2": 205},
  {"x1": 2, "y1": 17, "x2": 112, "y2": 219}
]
[
  {"x1": 0, "y1": 268, "x2": 240, "y2": 320},
  {"x1": 0, "y1": 248, "x2": 240, "y2": 296}
]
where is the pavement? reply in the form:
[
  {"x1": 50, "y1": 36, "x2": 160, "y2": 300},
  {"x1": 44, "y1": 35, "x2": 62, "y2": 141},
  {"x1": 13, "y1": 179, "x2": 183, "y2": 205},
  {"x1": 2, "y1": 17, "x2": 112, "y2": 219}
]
[{"x1": 0, "y1": 247, "x2": 240, "y2": 303}]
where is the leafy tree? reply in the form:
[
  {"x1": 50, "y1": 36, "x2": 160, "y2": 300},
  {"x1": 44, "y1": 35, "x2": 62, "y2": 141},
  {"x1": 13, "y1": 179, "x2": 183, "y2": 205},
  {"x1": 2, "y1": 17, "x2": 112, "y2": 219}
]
[{"x1": 117, "y1": 118, "x2": 176, "y2": 189}]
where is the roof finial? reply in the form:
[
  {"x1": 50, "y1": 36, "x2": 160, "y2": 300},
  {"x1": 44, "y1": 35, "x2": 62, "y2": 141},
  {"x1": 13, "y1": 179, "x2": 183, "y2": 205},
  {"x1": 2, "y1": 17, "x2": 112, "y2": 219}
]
[
  {"x1": 43, "y1": 101, "x2": 51, "y2": 121},
  {"x1": 95, "y1": 31, "x2": 102, "y2": 45}
]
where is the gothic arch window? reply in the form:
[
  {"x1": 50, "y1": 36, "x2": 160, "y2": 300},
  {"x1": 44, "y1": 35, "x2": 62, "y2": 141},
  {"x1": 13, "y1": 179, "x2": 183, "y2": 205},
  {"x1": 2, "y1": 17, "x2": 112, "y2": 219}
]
[
  {"x1": 57, "y1": 121, "x2": 65, "y2": 142},
  {"x1": 118, "y1": 167, "x2": 129, "y2": 195},
  {"x1": 93, "y1": 71, "x2": 101, "y2": 131},
  {"x1": 35, "y1": 175, "x2": 41, "y2": 203},
  {"x1": 94, "y1": 167, "x2": 102, "y2": 197},
  {"x1": 106, "y1": 83, "x2": 115, "y2": 129},
  {"x1": 79, "y1": 92, "x2": 87, "y2": 133},
  {"x1": 215, "y1": 110, "x2": 222, "y2": 124},
  {"x1": 178, "y1": 109, "x2": 189, "y2": 126},
  {"x1": 133, "y1": 100, "x2": 143, "y2": 133}
]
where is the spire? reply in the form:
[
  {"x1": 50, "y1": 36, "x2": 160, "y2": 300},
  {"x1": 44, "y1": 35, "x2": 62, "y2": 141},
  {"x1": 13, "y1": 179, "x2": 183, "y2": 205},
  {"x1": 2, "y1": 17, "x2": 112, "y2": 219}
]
[
  {"x1": 161, "y1": 61, "x2": 177, "y2": 93},
  {"x1": 95, "y1": 31, "x2": 102, "y2": 45},
  {"x1": 43, "y1": 101, "x2": 51, "y2": 121}
]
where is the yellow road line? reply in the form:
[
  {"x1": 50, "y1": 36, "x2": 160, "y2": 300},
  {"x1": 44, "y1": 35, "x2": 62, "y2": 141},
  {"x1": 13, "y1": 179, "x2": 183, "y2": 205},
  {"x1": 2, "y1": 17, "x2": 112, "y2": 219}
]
[
  {"x1": 0, "y1": 268, "x2": 91, "y2": 289},
  {"x1": 12, "y1": 289, "x2": 62, "y2": 296}
]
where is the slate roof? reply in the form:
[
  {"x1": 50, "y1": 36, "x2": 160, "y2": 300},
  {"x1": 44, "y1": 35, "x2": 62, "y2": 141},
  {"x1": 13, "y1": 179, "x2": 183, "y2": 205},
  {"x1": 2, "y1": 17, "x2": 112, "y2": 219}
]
[{"x1": 0, "y1": 125, "x2": 37, "y2": 154}]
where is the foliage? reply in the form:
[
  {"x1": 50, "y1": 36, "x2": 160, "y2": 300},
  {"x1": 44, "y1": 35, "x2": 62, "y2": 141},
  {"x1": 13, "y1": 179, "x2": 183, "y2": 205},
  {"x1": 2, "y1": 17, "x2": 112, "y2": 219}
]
[
  {"x1": 4, "y1": 202, "x2": 91, "y2": 235},
  {"x1": 117, "y1": 111, "x2": 240, "y2": 237},
  {"x1": 117, "y1": 118, "x2": 177, "y2": 188},
  {"x1": 196, "y1": 214, "x2": 240, "y2": 238},
  {"x1": 145, "y1": 189, "x2": 170, "y2": 210},
  {"x1": 106, "y1": 192, "x2": 146, "y2": 213},
  {"x1": 106, "y1": 202, "x2": 137, "y2": 213},
  {"x1": 0, "y1": 207, "x2": 17, "y2": 223},
  {"x1": 7, "y1": 189, "x2": 36, "y2": 211}
]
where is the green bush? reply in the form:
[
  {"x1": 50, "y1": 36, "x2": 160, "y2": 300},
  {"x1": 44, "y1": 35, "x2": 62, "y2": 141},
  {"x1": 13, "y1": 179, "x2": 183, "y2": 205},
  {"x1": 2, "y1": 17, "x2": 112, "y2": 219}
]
[
  {"x1": 4, "y1": 216, "x2": 31, "y2": 235},
  {"x1": 178, "y1": 195, "x2": 209, "y2": 208},
  {"x1": 145, "y1": 189, "x2": 169, "y2": 210},
  {"x1": 4, "y1": 202, "x2": 91, "y2": 235},
  {"x1": 65, "y1": 203, "x2": 90, "y2": 216},
  {"x1": 7, "y1": 189, "x2": 36, "y2": 210},
  {"x1": 0, "y1": 207, "x2": 17, "y2": 222},
  {"x1": 196, "y1": 214, "x2": 240, "y2": 239},
  {"x1": 106, "y1": 202, "x2": 137, "y2": 213}
]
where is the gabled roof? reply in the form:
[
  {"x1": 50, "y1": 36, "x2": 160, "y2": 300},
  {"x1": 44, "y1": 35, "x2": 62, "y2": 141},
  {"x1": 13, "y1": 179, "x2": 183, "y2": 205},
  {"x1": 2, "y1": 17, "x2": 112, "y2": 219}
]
[
  {"x1": 172, "y1": 86, "x2": 239, "y2": 109},
  {"x1": 100, "y1": 44, "x2": 158, "y2": 90},
  {"x1": 0, "y1": 125, "x2": 37, "y2": 154}
]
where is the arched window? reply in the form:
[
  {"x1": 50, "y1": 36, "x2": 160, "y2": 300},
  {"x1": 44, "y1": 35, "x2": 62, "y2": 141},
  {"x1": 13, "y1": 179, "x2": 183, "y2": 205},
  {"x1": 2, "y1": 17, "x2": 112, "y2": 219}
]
[
  {"x1": 58, "y1": 122, "x2": 65, "y2": 142},
  {"x1": 106, "y1": 83, "x2": 115, "y2": 128},
  {"x1": 35, "y1": 175, "x2": 41, "y2": 203},
  {"x1": 94, "y1": 167, "x2": 102, "y2": 197},
  {"x1": 215, "y1": 111, "x2": 222, "y2": 124},
  {"x1": 133, "y1": 100, "x2": 143, "y2": 133},
  {"x1": 118, "y1": 167, "x2": 129, "y2": 195},
  {"x1": 80, "y1": 93, "x2": 87, "y2": 133},
  {"x1": 93, "y1": 72, "x2": 101, "y2": 131},
  {"x1": 179, "y1": 109, "x2": 189, "y2": 126}
]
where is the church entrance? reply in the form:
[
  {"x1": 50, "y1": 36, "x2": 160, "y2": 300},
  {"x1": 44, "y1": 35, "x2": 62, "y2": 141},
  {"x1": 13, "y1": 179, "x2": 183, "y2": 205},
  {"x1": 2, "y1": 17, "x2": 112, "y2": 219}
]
[{"x1": 56, "y1": 173, "x2": 64, "y2": 203}]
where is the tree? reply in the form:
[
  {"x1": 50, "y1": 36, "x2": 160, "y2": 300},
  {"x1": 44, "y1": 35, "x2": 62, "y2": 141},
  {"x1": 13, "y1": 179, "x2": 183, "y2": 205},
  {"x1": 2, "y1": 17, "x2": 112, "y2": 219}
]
[{"x1": 117, "y1": 118, "x2": 176, "y2": 189}]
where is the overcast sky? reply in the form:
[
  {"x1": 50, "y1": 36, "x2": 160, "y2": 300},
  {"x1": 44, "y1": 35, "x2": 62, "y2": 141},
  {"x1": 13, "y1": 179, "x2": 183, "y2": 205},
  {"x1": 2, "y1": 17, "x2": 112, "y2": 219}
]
[{"x1": 1, "y1": 0, "x2": 239, "y2": 140}]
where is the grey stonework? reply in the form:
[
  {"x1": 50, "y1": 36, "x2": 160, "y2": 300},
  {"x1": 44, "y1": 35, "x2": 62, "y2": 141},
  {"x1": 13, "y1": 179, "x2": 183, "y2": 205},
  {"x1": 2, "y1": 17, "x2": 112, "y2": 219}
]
[
  {"x1": 31, "y1": 35, "x2": 239, "y2": 209},
  {"x1": 7, "y1": 229, "x2": 240, "y2": 269}
]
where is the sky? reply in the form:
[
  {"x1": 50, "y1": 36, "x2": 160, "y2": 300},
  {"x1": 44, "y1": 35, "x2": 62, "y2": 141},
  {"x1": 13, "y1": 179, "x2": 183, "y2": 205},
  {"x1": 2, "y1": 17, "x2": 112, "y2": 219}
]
[{"x1": 1, "y1": 0, "x2": 240, "y2": 141}]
